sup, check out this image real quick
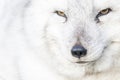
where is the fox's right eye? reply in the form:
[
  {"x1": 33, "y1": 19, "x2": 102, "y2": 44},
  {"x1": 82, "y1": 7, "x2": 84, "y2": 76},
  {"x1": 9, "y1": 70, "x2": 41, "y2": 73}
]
[
  {"x1": 54, "y1": 11, "x2": 67, "y2": 22},
  {"x1": 55, "y1": 11, "x2": 66, "y2": 17}
]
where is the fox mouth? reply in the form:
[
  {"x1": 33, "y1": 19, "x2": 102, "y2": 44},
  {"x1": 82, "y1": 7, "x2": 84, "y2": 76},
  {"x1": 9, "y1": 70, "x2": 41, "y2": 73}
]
[
  {"x1": 75, "y1": 48, "x2": 106, "y2": 64},
  {"x1": 76, "y1": 61, "x2": 90, "y2": 64},
  {"x1": 74, "y1": 41, "x2": 120, "y2": 64},
  {"x1": 75, "y1": 61, "x2": 95, "y2": 64}
]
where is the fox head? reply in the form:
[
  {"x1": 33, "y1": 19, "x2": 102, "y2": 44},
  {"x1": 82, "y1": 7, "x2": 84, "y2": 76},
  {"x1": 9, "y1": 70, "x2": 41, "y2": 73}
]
[{"x1": 24, "y1": 0, "x2": 120, "y2": 78}]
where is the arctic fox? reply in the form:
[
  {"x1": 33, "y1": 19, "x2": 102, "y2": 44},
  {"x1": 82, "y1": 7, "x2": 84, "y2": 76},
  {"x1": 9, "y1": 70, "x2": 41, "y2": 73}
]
[{"x1": 0, "y1": 0, "x2": 120, "y2": 80}]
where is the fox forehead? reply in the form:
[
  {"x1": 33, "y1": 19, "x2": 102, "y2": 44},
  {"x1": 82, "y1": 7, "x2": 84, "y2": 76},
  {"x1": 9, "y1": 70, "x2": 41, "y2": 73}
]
[
  {"x1": 34, "y1": 0, "x2": 93, "y2": 12},
  {"x1": 60, "y1": 0, "x2": 93, "y2": 14},
  {"x1": 47, "y1": 0, "x2": 95, "y2": 21}
]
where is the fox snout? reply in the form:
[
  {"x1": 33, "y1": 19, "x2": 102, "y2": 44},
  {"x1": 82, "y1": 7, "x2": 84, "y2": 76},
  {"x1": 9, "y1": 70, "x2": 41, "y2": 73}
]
[{"x1": 71, "y1": 44, "x2": 87, "y2": 59}]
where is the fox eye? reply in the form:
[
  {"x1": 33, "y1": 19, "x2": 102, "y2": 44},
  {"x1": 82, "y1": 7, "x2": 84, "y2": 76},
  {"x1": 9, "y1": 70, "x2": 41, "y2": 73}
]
[
  {"x1": 55, "y1": 11, "x2": 67, "y2": 22},
  {"x1": 95, "y1": 8, "x2": 112, "y2": 22},
  {"x1": 55, "y1": 11, "x2": 66, "y2": 17},
  {"x1": 100, "y1": 8, "x2": 112, "y2": 15}
]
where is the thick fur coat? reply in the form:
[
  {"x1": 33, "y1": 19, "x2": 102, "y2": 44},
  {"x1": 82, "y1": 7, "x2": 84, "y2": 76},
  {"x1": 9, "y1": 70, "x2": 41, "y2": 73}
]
[{"x1": 0, "y1": 0, "x2": 120, "y2": 80}]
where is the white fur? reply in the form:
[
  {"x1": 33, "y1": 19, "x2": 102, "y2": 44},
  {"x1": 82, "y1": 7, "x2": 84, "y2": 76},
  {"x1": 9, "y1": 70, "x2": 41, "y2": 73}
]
[{"x1": 0, "y1": 0, "x2": 120, "y2": 80}]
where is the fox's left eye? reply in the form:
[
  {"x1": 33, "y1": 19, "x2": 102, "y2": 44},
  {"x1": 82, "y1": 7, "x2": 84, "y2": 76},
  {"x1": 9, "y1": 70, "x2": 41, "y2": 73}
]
[
  {"x1": 95, "y1": 8, "x2": 112, "y2": 22},
  {"x1": 99, "y1": 8, "x2": 112, "y2": 15}
]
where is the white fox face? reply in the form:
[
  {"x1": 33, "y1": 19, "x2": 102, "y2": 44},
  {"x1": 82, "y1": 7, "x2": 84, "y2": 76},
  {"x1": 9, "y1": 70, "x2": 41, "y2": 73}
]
[{"x1": 24, "y1": 0, "x2": 120, "y2": 78}]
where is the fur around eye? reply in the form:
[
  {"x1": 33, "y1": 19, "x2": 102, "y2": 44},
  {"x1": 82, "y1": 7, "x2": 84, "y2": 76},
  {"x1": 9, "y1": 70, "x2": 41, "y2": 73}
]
[{"x1": 95, "y1": 8, "x2": 112, "y2": 22}]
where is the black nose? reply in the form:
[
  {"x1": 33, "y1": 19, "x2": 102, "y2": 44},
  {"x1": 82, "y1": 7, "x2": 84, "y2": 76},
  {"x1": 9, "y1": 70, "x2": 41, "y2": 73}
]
[{"x1": 71, "y1": 45, "x2": 87, "y2": 58}]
